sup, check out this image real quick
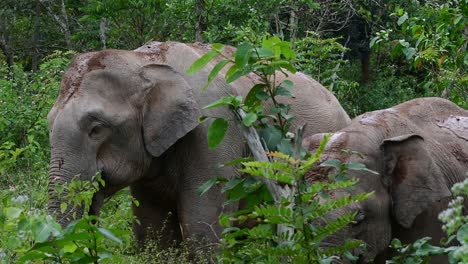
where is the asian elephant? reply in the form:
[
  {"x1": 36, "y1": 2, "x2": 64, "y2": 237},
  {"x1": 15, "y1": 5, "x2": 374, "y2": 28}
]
[
  {"x1": 47, "y1": 41, "x2": 351, "y2": 246},
  {"x1": 302, "y1": 97, "x2": 468, "y2": 263}
]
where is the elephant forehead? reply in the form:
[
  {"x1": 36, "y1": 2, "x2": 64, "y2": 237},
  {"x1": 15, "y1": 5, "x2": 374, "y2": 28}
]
[
  {"x1": 58, "y1": 50, "x2": 135, "y2": 107},
  {"x1": 436, "y1": 115, "x2": 468, "y2": 141}
]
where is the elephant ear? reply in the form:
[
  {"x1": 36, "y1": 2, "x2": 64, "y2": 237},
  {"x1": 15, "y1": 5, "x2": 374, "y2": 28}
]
[
  {"x1": 381, "y1": 134, "x2": 451, "y2": 228},
  {"x1": 140, "y1": 64, "x2": 201, "y2": 157}
]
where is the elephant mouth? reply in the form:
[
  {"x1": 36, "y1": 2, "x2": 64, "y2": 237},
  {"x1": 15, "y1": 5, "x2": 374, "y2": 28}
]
[{"x1": 88, "y1": 170, "x2": 108, "y2": 216}]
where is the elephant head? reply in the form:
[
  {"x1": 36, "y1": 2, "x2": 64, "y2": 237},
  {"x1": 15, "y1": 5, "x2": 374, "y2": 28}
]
[
  {"x1": 47, "y1": 50, "x2": 201, "y2": 226},
  {"x1": 302, "y1": 131, "x2": 451, "y2": 263}
]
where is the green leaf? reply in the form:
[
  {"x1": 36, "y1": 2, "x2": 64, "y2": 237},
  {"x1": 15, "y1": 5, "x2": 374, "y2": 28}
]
[
  {"x1": 257, "y1": 47, "x2": 274, "y2": 58},
  {"x1": 219, "y1": 212, "x2": 231, "y2": 227},
  {"x1": 207, "y1": 118, "x2": 229, "y2": 149},
  {"x1": 321, "y1": 159, "x2": 342, "y2": 169},
  {"x1": 225, "y1": 64, "x2": 244, "y2": 83},
  {"x1": 203, "y1": 97, "x2": 233, "y2": 109},
  {"x1": 397, "y1": 12, "x2": 408, "y2": 26},
  {"x1": 244, "y1": 84, "x2": 265, "y2": 108},
  {"x1": 256, "y1": 90, "x2": 270, "y2": 100},
  {"x1": 186, "y1": 49, "x2": 220, "y2": 75},
  {"x1": 63, "y1": 242, "x2": 78, "y2": 253},
  {"x1": 457, "y1": 224, "x2": 468, "y2": 243},
  {"x1": 235, "y1": 43, "x2": 253, "y2": 68},
  {"x1": 98, "y1": 228, "x2": 122, "y2": 244},
  {"x1": 270, "y1": 60, "x2": 296, "y2": 73},
  {"x1": 202, "y1": 59, "x2": 230, "y2": 91},
  {"x1": 259, "y1": 125, "x2": 283, "y2": 151},
  {"x1": 212, "y1": 43, "x2": 224, "y2": 52},
  {"x1": 18, "y1": 251, "x2": 48, "y2": 263},
  {"x1": 5, "y1": 207, "x2": 22, "y2": 219},
  {"x1": 275, "y1": 80, "x2": 294, "y2": 96},
  {"x1": 347, "y1": 162, "x2": 379, "y2": 174},
  {"x1": 197, "y1": 176, "x2": 226, "y2": 196},
  {"x1": 243, "y1": 113, "x2": 257, "y2": 126},
  {"x1": 34, "y1": 221, "x2": 60, "y2": 243}
]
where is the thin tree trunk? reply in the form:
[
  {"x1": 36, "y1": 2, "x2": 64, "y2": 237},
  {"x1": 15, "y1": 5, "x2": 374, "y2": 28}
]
[
  {"x1": 0, "y1": 15, "x2": 14, "y2": 68},
  {"x1": 99, "y1": 18, "x2": 108, "y2": 50},
  {"x1": 194, "y1": 0, "x2": 206, "y2": 42},
  {"x1": 31, "y1": 1, "x2": 41, "y2": 72},
  {"x1": 289, "y1": 6, "x2": 298, "y2": 43},
  {"x1": 39, "y1": 0, "x2": 72, "y2": 49},
  {"x1": 59, "y1": 0, "x2": 72, "y2": 49},
  {"x1": 235, "y1": 109, "x2": 295, "y2": 239},
  {"x1": 361, "y1": 48, "x2": 371, "y2": 84},
  {"x1": 274, "y1": 12, "x2": 284, "y2": 40}
]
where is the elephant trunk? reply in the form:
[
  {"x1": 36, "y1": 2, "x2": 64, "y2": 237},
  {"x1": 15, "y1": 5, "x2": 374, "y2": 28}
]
[{"x1": 48, "y1": 155, "x2": 85, "y2": 227}]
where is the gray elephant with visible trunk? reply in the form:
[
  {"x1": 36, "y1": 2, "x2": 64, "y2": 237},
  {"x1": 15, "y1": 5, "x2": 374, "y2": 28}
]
[
  {"x1": 302, "y1": 97, "x2": 468, "y2": 263},
  {"x1": 47, "y1": 41, "x2": 351, "y2": 246}
]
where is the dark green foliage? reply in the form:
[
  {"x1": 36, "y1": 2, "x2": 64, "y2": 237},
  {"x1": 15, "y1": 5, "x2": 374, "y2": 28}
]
[{"x1": 0, "y1": 51, "x2": 73, "y2": 176}]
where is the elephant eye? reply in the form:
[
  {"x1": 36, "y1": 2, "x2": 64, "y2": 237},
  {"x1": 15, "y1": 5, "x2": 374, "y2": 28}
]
[{"x1": 89, "y1": 124, "x2": 108, "y2": 138}]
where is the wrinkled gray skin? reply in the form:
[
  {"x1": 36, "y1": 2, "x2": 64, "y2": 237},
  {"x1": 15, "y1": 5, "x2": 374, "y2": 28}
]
[
  {"x1": 47, "y1": 41, "x2": 351, "y2": 247},
  {"x1": 303, "y1": 98, "x2": 468, "y2": 263}
]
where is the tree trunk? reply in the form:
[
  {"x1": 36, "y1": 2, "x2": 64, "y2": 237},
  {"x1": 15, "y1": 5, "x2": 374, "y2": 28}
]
[
  {"x1": 361, "y1": 48, "x2": 371, "y2": 84},
  {"x1": 99, "y1": 17, "x2": 108, "y2": 50},
  {"x1": 194, "y1": 0, "x2": 206, "y2": 42},
  {"x1": 31, "y1": 1, "x2": 41, "y2": 72},
  {"x1": 289, "y1": 6, "x2": 298, "y2": 43},
  {"x1": 0, "y1": 15, "x2": 14, "y2": 68},
  {"x1": 39, "y1": 0, "x2": 72, "y2": 49}
]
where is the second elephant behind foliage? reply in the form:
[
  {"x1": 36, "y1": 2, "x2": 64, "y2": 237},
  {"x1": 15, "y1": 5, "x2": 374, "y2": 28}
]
[{"x1": 303, "y1": 97, "x2": 468, "y2": 263}]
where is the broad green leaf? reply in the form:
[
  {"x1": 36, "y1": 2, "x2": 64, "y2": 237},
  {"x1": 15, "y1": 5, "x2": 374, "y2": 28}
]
[
  {"x1": 212, "y1": 43, "x2": 224, "y2": 52},
  {"x1": 219, "y1": 212, "x2": 231, "y2": 227},
  {"x1": 63, "y1": 242, "x2": 78, "y2": 253},
  {"x1": 270, "y1": 60, "x2": 296, "y2": 73},
  {"x1": 321, "y1": 159, "x2": 342, "y2": 169},
  {"x1": 347, "y1": 162, "x2": 379, "y2": 174},
  {"x1": 98, "y1": 228, "x2": 122, "y2": 244},
  {"x1": 397, "y1": 12, "x2": 408, "y2": 26},
  {"x1": 60, "y1": 202, "x2": 67, "y2": 214},
  {"x1": 34, "y1": 221, "x2": 60, "y2": 243},
  {"x1": 222, "y1": 178, "x2": 243, "y2": 192},
  {"x1": 277, "y1": 139, "x2": 293, "y2": 156},
  {"x1": 256, "y1": 90, "x2": 270, "y2": 100},
  {"x1": 202, "y1": 59, "x2": 230, "y2": 91},
  {"x1": 457, "y1": 223, "x2": 468, "y2": 243},
  {"x1": 235, "y1": 43, "x2": 253, "y2": 68},
  {"x1": 186, "y1": 49, "x2": 219, "y2": 75},
  {"x1": 18, "y1": 251, "x2": 48, "y2": 263},
  {"x1": 257, "y1": 47, "x2": 274, "y2": 58},
  {"x1": 225, "y1": 64, "x2": 244, "y2": 83},
  {"x1": 242, "y1": 112, "x2": 257, "y2": 126},
  {"x1": 275, "y1": 80, "x2": 294, "y2": 96},
  {"x1": 197, "y1": 176, "x2": 227, "y2": 196},
  {"x1": 244, "y1": 84, "x2": 265, "y2": 108},
  {"x1": 259, "y1": 125, "x2": 283, "y2": 151},
  {"x1": 203, "y1": 96, "x2": 233, "y2": 109},
  {"x1": 5, "y1": 207, "x2": 22, "y2": 219},
  {"x1": 207, "y1": 118, "x2": 229, "y2": 149}
]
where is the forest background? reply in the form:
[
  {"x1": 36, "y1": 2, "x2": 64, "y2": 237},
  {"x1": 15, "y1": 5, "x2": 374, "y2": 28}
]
[{"x1": 0, "y1": 0, "x2": 466, "y2": 263}]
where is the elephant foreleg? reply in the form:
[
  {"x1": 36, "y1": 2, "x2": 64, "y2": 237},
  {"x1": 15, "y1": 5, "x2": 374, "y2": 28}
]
[{"x1": 130, "y1": 182, "x2": 182, "y2": 248}]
